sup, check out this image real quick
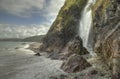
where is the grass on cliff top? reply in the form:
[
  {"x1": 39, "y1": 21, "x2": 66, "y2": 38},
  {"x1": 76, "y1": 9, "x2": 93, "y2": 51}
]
[
  {"x1": 52, "y1": 0, "x2": 87, "y2": 31},
  {"x1": 92, "y1": 0, "x2": 110, "y2": 17},
  {"x1": 64, "y1": 0, "x2": 87, "y2": 10}
]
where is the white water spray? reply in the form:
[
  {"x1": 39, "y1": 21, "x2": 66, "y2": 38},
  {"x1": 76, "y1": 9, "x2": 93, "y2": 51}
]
[{"x1": 79, "y1": 0, "x2": 96, "y2": 56}]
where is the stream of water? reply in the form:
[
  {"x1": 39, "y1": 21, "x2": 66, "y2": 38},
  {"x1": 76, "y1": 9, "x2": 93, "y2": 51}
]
[{"x1": 79, "y1": 0, "x2": 96, "y2": 56}]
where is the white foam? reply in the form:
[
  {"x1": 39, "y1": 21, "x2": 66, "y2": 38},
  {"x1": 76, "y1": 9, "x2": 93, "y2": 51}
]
[
  {"x1": 18, "y1": 44, "x2": 35, "y2": 55},
  {"x1": 23, "y1": 44, "x2": 30, "y2": 49},
  {"x1": 79, "y1": 0, "x2": 97, "y2": 56}
]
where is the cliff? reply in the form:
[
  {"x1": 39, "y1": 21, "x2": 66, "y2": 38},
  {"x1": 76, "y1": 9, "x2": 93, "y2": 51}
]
[
  {"x1": 38, "y1": 0, "x2": 120, "y2": 78},
  {"x1": 92, "y1": 0, "x2": 120, "y2": 78},
  {"x1": 41, "y1": 0, "x2": 87, "y2": 53}
]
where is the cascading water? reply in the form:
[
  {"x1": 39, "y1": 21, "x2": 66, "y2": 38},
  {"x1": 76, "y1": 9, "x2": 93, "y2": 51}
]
[{"x1": 79, "y1": 0, "x2": 96, "y2": 56}]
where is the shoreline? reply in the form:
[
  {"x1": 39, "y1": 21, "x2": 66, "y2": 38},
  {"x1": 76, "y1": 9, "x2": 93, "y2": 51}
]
[
  {"x1": 0, "y1": 42, "x2": 112, "y2": 79},
  {"x1": 26, "y1": 42, "x2": 112, "y2": 79},
  {"x1": 0, "y1": 42, "x2": 66, "y2": 79}
]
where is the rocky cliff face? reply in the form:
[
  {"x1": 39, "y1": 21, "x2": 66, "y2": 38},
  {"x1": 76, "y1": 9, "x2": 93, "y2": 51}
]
[
  {"x1": 39, "y1": 0, "x2": 120, "y2": 78},
  {"x1": 41, "y1": 0, "x2": 87, "y2": 53},
  {"x1": 93, "y1": 0, "x2": 120, "y2": 78}
]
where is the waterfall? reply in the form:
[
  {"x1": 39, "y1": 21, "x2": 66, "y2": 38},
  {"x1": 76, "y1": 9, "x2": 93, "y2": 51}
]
[{"x1": 79, "y1": 0, "x2": 96, "y2": 56}]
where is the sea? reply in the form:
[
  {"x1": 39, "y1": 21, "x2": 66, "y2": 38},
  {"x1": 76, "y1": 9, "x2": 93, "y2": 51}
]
[
  {"x1": 0, "y1": 42, "x2": 34, "y2": 57},
  {"x1": 0, "y1": 41, "x2": 64, "y2": 79}
]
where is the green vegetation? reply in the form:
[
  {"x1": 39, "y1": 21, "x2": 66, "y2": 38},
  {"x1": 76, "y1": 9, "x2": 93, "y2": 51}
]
[
  {"x1": 48, "y1": 0, "x2": 88, "y2": 38},
  {"x1": 23, "y1": 35, "x2": 45, "y2": 42},
  {"x1": 43, "y1": 0, "x2": 88, "y2": 51},
  {"x1": 57, "y1": 0, "x2": 88, "y2": 29},
  {"x1": 92, "y1": 0, "x2": 110, "y2": 18}
]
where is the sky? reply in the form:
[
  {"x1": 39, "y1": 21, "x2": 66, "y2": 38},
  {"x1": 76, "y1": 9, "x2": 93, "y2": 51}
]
[{"x1": 0, "y1": 0, "x2": 65, "y2": 38}]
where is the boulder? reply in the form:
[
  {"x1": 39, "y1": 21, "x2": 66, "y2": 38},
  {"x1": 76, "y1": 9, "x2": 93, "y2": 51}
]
[
  {"x1": 61, "y1": 54, "x2": 91, "y2": 73},
  {"x1": 59, "y1": 36, "x2": 89, "y2": 60},
  {"x1": 68, "y1": 35, "x2": 89, "y2": 55}
]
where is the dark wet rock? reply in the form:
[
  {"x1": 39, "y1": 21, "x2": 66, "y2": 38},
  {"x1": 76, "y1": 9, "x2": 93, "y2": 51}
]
[
  {"x1": 61, "y1": 54, "x2": 91, "y2": 73},
  {"x1": 49, "y1": 76, "x2": 57, "y2": 79},
  {"x1": 68, "y1": 35, "x2": 89, "y2": 55},
  {"x1": 59, "y1": 74, "x2": 67, "y2": 79},
  {"x1": 34, "y1": 53, "x2": 41, "y2": 56},
  {"x1": 99, "y1": 73, "x2": 105, "y2": 77},
  {"x1": 15, "y1": 47, "x2": 19, "y2": 49},
  {"x1": 28, "y1": 43, "x2": 42, "y2": 55},
  {"x1": 59, "y1": 36, "x2": 89, "y2": 60},
  {"x1": 74, "y1": 76, "x2": 78, "y2": 79}
]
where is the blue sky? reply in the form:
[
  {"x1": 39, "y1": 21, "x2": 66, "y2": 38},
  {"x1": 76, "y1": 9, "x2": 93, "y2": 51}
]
[{"x1": 0, "y1": 0, "x2": 65, "y2": 38}]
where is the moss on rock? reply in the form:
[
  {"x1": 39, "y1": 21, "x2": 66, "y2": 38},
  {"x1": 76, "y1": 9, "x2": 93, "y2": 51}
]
[
  {"x1": 42, "y1": 0, "x2": 88, "y2": 52},
  {"x1": 93, "y1": 0, "x2": 120, "y2": 78}
]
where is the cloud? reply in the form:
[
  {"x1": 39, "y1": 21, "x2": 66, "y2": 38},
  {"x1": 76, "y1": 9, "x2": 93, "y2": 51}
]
[
  {"x1": 0, "y1": 0, "x2": 65, "y2": 38},
  {"x1": 0, "y1": 0, "x2": 65, "y2": 18},
  {"x1": 0, "y1": 24, "x2": 50, "y2": 38},
  {"x1": 44, "y1": 0, "x2": 65, "y2": 16},
  {"x1": 0, "y1": 0, "x2": 45, "y2": 17},
  {"x1": 43, "y1": 0, "x2": 65, "y2": 23}
]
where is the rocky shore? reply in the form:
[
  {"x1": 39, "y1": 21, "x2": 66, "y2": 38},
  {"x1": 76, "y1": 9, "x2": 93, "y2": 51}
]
[
  {"x1": 27, "y1": 0, "x2": 120, "y2": 79},
  {"x1": 36, "y1": 0, "x2": 120, "y2": 78},
  {"x1": 28, "y1": 36, "x2": 112, "y2": 79}
]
